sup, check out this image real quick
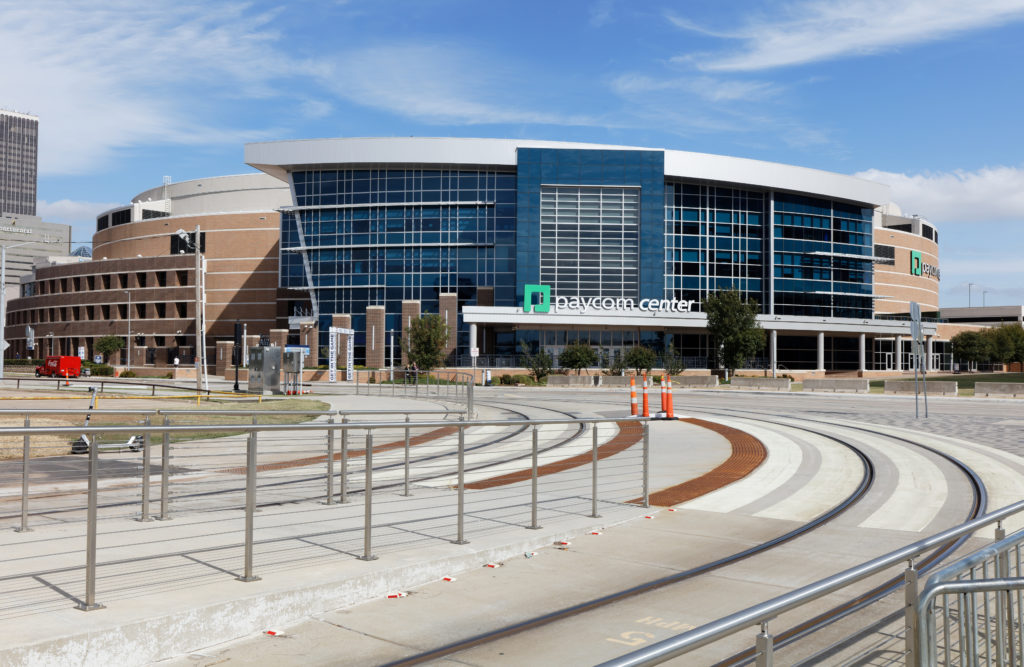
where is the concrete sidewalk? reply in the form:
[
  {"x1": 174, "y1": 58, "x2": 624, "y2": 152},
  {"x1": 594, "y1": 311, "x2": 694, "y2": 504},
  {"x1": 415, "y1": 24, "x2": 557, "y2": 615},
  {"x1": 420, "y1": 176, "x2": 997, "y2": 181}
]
[{"x1": 0, "y1": 395, "x2": 727, "y2": 666}]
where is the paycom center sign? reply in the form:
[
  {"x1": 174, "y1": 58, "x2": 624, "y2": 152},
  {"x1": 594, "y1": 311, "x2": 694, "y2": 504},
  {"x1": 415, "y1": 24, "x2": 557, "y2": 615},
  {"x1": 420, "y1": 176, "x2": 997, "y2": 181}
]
[{"x1": 523, "y1": 284, "x2": 699, "y2": 314}]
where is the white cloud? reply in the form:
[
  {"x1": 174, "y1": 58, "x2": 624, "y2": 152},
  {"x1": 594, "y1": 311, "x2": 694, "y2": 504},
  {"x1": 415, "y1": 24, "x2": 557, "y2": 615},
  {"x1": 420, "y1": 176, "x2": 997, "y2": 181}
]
[
  {"x1": 609, "y1": 74, "x2": 779, "y2": 102},
  {"x1": 669, "y1": 0, "x2": 1024, "y2": 71},
  {"x1": 0, "y1": 1, "x2": 299, "y2": 175},
  {"x1": 589, "y1": 0, "x2": 615, "y2": 28},
  {"x1": 37, "y1": 199, "x2": 120, "y2": 224},
  {"x1": 856, "y1": 166, "x2": 1024, "y2": 223},
  {"x1": 317, "y1": 44, "x2": 597, "y2": 126}
]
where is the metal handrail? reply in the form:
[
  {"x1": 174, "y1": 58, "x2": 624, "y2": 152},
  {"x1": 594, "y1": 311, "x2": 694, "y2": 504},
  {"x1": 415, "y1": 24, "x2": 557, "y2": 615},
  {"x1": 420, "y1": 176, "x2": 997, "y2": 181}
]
[
  {"x1": 0, "y1": 409, "x2": 158, "y2": 415},
  {"x1": 8, "y1": 414, "x2": 649, "y2": 612},
  {"x1": 599, "y1": 499, "x2": 1024, "y2": 667},
  {"x1": 915, "y1": 526, "x2": 1024, "y2": 665},
  {"x1": 0, "y1": 415, "x2": 645, "y2": 437}
]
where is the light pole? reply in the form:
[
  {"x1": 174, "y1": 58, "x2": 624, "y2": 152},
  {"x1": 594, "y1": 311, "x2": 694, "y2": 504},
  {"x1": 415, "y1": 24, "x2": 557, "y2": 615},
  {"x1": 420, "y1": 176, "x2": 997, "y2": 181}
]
[
  {"x1": 968, "y1": 282, "x2": 975, "y2": 308},
  {"x1": 0, "y1": 241, "x2": 43, "y2": 381},
  {"x1": 983, "y1": 290, "x2": 990, "y2": 307}
]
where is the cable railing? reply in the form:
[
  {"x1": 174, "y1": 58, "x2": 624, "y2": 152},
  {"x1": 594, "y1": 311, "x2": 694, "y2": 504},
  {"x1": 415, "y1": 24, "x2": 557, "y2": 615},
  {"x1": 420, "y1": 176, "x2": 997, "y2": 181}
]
[{"x1": 0, "y1": 412, "x2": 650, "y2": 613}]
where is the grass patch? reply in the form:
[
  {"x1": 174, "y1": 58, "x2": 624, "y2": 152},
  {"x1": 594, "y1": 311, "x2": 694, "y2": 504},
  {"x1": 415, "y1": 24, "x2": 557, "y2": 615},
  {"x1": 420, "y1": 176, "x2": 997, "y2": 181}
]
[{"x1": 0, "y1": 397, "x2": 331, "y2": 459}]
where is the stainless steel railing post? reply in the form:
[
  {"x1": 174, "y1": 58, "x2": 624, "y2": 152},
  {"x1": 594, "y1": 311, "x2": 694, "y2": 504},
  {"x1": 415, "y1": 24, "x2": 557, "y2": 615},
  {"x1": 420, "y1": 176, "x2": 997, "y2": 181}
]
[
  {"x1": 358, "y1": 430, "x2": 377, "y2": 561},
  {"x1": 16, "y1": 415, "x2": 31, "y2": 533},
  {"x1": 78, "y1": 433, "x2": 104, "y2": 610},
  {"x1": 591, "y1": 424, "x2": 600, "y2": 519},
  {"x1": 529, "y1": 425, "x2": 541, "y2": 530},
  {"x1": 158, "y1": 416, "x2": 171, "y2": 520},
  {"x1": 323, "y1": 416, "x2": 335, "y2": 505},
  {"x1": 236, "y1": 430, "x2": 260, "y2": 582},
  {"x1": 904, "y1": 558, "x2": 919, "y2": 665},
  {"x1": 340, "y1": 416, "x2": 349, "y2": 503},
  {"x1": 137, "y1": 415, "x2": 152, "y2": 522},
  {"x1": 755, "y1": 622, "x2": 773, "y2": 667},
  {"x1": 454, "y1": 425, "x2": 468, "y2": 544},
  {"x1": 642, "y1": 421, "x2": 650, "y2": 508},
  {"x1": 402, "y1": 414, "x2": 412, "y2": 497},
  {"x1": 467, "y1": 376, "x2": 474, "y2": 419}
]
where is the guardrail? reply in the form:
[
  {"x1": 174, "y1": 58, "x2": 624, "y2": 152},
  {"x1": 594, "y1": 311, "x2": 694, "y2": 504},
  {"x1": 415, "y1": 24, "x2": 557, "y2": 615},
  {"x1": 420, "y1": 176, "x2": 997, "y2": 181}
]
[
  {"x1": 599, "y1": 501, "x2": 1024, "y2": 667},
  {"x1": 2, "y1": 414, "x2": 649, "y2": 612},
  {"x1": 917, "y1": 525, "x2": 1024, "y2": 665}
]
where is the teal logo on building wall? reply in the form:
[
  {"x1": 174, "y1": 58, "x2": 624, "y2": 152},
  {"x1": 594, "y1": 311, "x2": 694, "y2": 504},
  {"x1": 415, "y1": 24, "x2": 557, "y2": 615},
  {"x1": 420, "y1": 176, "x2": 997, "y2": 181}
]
[
  {"x1": 523, "y1": 284, "x2": 551, "y2": 313},
  {"x1": 910, "y1": 250, "x2": 922, "y2": 276}
]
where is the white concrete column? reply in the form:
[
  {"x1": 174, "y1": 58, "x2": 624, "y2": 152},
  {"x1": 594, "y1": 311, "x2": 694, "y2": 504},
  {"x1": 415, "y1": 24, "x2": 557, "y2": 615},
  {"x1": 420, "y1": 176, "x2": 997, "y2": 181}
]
[
  {"x1": 926, "y1": 335, "x2": 933, "y2": 372},
  {"x1": 895, "y1": 335, "x2": 903, "y2": 372},
  {"x1": 770, "y1": 329, "x2": 778, "y2": 377},
  {"x1": 858, "y1": 333, "x2": 866, "y2": 373},
  {"x1": 817, "y1": 331, "x2": 825, "y2": 372}
]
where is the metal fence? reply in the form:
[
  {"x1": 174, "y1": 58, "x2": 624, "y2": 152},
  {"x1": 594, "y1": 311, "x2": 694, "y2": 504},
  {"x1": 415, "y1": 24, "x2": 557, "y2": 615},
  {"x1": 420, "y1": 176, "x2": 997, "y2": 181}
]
[
  {"x1": 0, "y1": 411, "x2": 649, "y2": 613},
  {"x1": 917, "y1": 525, "x2": 1024, "y2": 665},
  {"x1": 599, "y1": 501, "x2": 1024, "y2": 667},
  {"x1": 353, "y1": 369, "x2": 474, "y2": 416}
]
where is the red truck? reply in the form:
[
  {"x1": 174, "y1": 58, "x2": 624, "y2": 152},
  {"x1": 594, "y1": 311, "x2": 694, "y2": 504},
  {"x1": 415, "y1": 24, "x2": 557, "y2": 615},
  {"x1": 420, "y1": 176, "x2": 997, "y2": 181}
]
[{"x1": 35, "y1": 355, "x2": 82, "y2": 378}]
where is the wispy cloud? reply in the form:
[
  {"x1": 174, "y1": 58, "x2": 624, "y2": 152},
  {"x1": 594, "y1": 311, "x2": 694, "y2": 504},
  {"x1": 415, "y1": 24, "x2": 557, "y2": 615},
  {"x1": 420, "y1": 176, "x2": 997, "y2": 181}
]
[
  {"x1": 1, "y1": 2, "x2": 603, "y2": 176},
  {"x1": 609, "y1": 74, "x2": 780, "y2": 102},
  {"x1": 589, "y1": 0, "x2": 615, "y2": 28},
  {"x1": 317, "y1": 44, "x2": 597, "y2": 126},
  {"x1": 668, "y1": 0, "x2": 1024, "y2": 71},
  {"x1": 856, "y1": 166, "x2": 1024, "y2": 223},
  {"x1": 0, "y1": 1, "x2": 300, "y2": 175}
]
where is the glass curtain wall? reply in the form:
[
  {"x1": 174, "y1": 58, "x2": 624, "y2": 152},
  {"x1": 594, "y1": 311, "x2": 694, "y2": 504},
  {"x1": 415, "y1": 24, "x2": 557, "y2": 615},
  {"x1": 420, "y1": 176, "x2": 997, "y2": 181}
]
[
  {"x1": 664, "y1": 181, "x2": 767, "y2": 309},
  {"x1": 773, "y1": 193, "x2": 873, "y2": 318},
  {"x1": 281, "y1": 168, "x2": 517, "y2": 364}
]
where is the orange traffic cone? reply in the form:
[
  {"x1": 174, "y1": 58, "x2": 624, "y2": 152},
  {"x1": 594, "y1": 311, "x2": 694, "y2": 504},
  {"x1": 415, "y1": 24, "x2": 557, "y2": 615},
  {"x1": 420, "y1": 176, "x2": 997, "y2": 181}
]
[
  {"x1": 629, "y1": 376, "x2": 638, "y2": 416},
  {"x1": 666, "y1": 374, "x2": 674, "y2": 419},
  {"x1": 641, "y1": 373, "x2": 649, "y2": 418}
]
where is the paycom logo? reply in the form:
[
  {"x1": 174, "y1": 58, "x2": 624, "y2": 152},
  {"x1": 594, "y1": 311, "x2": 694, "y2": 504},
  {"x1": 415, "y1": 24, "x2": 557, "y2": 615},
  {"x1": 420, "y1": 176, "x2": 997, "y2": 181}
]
[
  {"x1": 522, "y1": 284, "x2": 551, "y2": 313},
  {"x1": 910, "y1": 250, "x2": 922, "y2": 276}
]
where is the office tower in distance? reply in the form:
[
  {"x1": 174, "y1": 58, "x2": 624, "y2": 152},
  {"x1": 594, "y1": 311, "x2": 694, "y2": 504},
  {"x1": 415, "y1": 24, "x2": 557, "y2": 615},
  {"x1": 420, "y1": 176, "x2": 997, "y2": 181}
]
[{"x1": 0, "y1": 109, "x2": 39, "y2": 217}]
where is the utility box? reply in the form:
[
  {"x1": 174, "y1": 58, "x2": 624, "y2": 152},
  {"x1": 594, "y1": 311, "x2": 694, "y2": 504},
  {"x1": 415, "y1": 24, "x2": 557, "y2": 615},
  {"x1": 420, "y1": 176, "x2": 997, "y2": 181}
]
[
  {"x1": 282, "y1": 350, "x2": 303, "y2": 373},
  {"x1": 248, "y1": 346, "x2": 283, "y2": 395}
]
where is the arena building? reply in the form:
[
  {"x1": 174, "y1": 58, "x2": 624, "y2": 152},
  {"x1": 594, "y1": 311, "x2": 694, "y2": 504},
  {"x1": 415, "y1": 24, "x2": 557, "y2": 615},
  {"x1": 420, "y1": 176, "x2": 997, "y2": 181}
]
[
  {"x1": 3, "y1": 173, "x2": 291, "y2": 367},
  {"x1": 245, "y1": 137, "x2": 946, "y2": 375}
]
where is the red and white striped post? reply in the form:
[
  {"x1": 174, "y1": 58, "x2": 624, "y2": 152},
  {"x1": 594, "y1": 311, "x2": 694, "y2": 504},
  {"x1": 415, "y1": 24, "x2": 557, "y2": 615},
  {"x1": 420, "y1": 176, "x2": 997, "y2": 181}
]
[
  {"x1": 641, "y1": 373, "x2": 650, "y2": 418},
  {"x1": 629, "y1": 376, "x2": 638, "y2": 416}
]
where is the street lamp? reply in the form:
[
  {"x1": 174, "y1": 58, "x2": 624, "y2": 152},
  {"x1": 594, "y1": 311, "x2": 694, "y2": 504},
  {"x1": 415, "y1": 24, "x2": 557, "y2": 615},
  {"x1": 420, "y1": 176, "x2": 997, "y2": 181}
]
[
  {"x1": 968, "y1": 282, "x2": 975, "y2": 308},
  {"x1": 983, "y1": 290, "x2": 990, "y2": 307}
]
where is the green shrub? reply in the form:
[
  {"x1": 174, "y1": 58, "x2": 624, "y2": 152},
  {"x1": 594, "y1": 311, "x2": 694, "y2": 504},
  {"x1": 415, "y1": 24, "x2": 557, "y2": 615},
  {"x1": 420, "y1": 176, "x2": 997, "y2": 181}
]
[
  {"x1": 512, "y1": 374, "x2": 534, "y2": 385},
  {"x1": 499, "y1": 374, "x2": 514, "y2": 385},
  {"x1": 7, "y1": 358, "x2": 42, "y2": 366},
  {"x1": 119, "y1": 370, "x2": 137, "y2": 378},
  {"x1": 90, "y1": 364, "x2": 114, "y2": 377}
]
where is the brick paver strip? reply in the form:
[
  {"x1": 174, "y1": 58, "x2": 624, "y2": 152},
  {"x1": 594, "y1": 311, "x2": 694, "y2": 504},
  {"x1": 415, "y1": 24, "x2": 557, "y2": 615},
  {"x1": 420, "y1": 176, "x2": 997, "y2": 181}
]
[
  {"x1": 219, "y1": 426, "x2": 460, "y2": 474},
  {"x1": 642, "y1": 417, "x2": 766, "y2": 507},
  {"x1": 465, "y1": 421, "x2": 644, "y2": 490}
]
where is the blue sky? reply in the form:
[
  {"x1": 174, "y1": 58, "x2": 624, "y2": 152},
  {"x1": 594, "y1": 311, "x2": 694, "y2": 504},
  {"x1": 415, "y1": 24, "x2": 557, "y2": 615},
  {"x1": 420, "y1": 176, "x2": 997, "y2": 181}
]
[{"x1": 4, "y1": 0, "x2": 1024, "y2": 307}]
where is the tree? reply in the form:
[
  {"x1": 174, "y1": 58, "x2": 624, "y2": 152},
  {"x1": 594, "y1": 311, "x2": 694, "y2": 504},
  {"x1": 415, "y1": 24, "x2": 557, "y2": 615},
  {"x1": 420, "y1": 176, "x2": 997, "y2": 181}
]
[
  {"x1": 624, "y1": 345, "x2": 657, "y2": 375},
  {"x1": 94, "y1": 335, "x2": 125, "y2": 363},
  {"x1": 984, "y1": 325, "x2": 1024, "y2": 365},
  {"x1": 401, "y1": 313, "x2": 450, "y2": 371},
  {"x1": 662, "y1": 344, "x2": 687, "y2": 376},
  {"x1": 559, "y1": 341, "x2": 598, "y2": 375},
  {"x1": 951, "y1": 331, "x2": 991, "y2": 370},
  {"x1": 519, "y1": 340, "x2": 553, "y2": 383},
  {"x1": 703, "y1": 289, "x2": 766, "y2": 376}
]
